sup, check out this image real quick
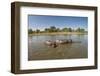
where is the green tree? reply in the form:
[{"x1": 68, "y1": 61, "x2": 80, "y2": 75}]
[
  {"x1": 45, "y1": 28, "x2": 50, "y2": 32},
  {"x1": 28, "y1": 29, "x2": 33, "y2": 34},
  {"x1": 50, "y1": 26, "x2": 56, "y2": 32},
  {"x1": 36, "y1": 29, "x2": 40, "y2": 33},
  {"x1": 80, "y1": 28, "x2": 85, "y2": 32},
  {"x1": 56, "y1": 28, "x2": 60, "y2": 32},
  {"x1": 76, "y1": 28, "x2": 85, "y2": 32},
  {"x1": 68, "y1": 28, "x2": 72, "y2": 32},
  {"x1": 76, "y1": 28, "x2": 81, "y2": 32},
  {"x1": 62, "y1": 28, "x2": 68, "y2": 32}
]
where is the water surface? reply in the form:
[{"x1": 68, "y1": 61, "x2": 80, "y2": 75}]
[{"x1": 28, "y1": 34, "x2": 88, "y2": 60}]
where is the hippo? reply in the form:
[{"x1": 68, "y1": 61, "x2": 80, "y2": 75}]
[
  {"x1": 56, "y1": 39, "x2": 72, "y2": 44},
  {"x1": 45, "y1": 40, "x2": 58, "y2": 48},
  {"x1": 45, "y1": 40, "x2": 52, "y2": 46}
]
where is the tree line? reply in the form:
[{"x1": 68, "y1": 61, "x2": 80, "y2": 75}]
[{"x1": 28, "y1": 26, "x2": 87, "y2": 34}]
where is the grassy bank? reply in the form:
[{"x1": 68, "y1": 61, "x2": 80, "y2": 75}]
[{"x1": 29, "y1": 32, "x2": 87, "y2": 36}]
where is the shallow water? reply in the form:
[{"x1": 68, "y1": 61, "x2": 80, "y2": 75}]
[{"x1": 28, "y1": 34, "x2": 88, "y2": 61}]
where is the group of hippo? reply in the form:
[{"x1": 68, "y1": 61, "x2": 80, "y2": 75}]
[{"x1": 45, "y1": 39, "x2": 73, "y2": 48}]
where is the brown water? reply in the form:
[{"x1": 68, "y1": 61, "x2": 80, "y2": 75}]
[{"x1": 28, "y1": 34, "x2": 88, "y2": 61}]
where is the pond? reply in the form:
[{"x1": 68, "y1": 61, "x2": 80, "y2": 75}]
[{"x1": 28, "y1": 34, "x2": 88, "y2": 61}]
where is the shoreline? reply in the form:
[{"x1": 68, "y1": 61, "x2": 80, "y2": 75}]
[{"x1": 29, "y1": 32, "x2": 87, "y2": 36}]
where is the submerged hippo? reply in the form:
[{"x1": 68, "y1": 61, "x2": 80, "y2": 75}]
[
  {"x1": 45, "y1": 39, "x2": 80, "y2": 48},
  {"x1": 56, "y1": 39, "x2": 72, "y2": 44},
  {"x1": 45, "y1": 40, "x2": 52, "y2": 46},
  {"x1": 51, "y1": 42, "x2": 58, "y2": 48},
  {"x1": 45, "y1": 40, "x2": 58, "y2": 48}
]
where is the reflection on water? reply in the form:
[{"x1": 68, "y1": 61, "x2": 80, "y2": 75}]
[{"x1": 28, "y1": 34, "x2": 88, "y2": 60}]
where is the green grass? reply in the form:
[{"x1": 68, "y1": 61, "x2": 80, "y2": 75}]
[{"x1": 29, "y1": 32, "x2": 87, "y2": 36}]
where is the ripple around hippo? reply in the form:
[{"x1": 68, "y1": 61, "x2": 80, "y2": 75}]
[{"x1": 44, "y1": 39, "x2": 78, "y2": 48}]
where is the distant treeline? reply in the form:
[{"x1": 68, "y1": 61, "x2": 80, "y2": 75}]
[{"x1": 28, "y1": 26, "x2": 87, "y2": 34}]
